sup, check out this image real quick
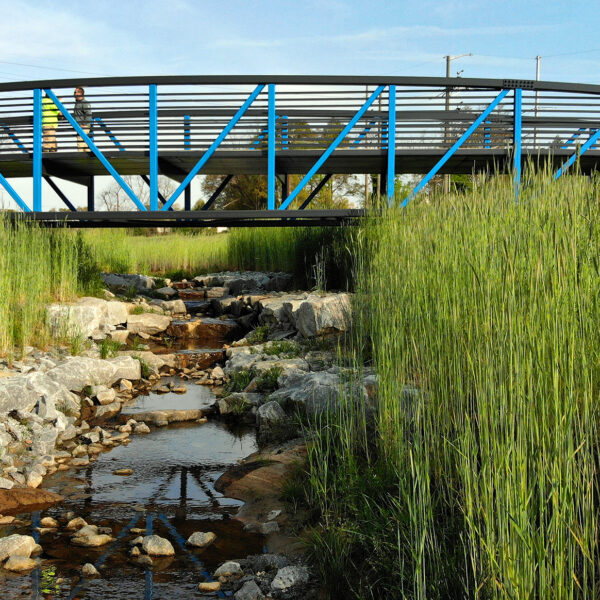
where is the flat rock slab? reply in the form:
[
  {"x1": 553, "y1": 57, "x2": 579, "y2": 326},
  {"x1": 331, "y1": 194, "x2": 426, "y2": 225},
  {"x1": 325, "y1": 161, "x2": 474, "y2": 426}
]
[
  {"x1": 118, "y1": 409, "x2": 203, "y2": 426},
  {"x1": 178, "y1": 290, "x2": 206, "y2": 301},
  {"x1": 0, "y1": 488, "x2": 63, "y2": 515},
  {"x1": 167, "y1": 318, "x2": 240, "y2": 342},
  {"x1": 177, "y1": 350, "x2": 225, "y2": 371}
]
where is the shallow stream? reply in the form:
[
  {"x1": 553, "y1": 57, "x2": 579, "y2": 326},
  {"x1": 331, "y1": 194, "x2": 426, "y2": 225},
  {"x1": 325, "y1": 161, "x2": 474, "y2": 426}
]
[{"x1": 0, "y1": 337, "x2": 263, "y2": 599}]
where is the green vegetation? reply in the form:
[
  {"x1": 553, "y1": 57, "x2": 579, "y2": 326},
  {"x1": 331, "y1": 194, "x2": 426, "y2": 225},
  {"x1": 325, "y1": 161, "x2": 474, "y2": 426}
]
[
  {"x1": 224, "y1": 368, "x2": 256, "y2": 394},
  {"x1": 254, "y1": 366, "x2": 283, "y2": 393},
  {"x1": 133, "y1": 355, "x2": 151, "y2": 379},
  {"x1": 262, "y1": 340, "x2": 301, "y2": 358},
  {"x1": 305, "y1": 174, "x2": 600, "y2": 599},
  {"x1": 98, "y1": 337, "x2": 121, "y2": 359},
  {"x1": 247, "y1": 324, "x2": 269, "y2": 344}
]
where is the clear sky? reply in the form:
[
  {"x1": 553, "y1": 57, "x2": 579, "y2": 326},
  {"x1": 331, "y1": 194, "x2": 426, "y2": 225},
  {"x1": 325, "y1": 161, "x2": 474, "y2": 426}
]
[
  {"x1": 1, "y1": 0, "x2": 598, "y2": 83},
  {"x1": 1, "y1": 0, "x2": 598, "y2": 208}
]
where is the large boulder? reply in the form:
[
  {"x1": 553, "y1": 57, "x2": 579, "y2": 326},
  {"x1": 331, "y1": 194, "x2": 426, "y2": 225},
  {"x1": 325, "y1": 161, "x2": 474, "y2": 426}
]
[
  {"x1": 0, "y1": 535, "x2": 37, "y2": 562},
  {"x1": 142, "y1": 535, "x2": 175, "y2": 556},
  {"x1": 167, "y1": 318, "x2": 239, "y2": 341},
  {"x1": 286, "y1": 293, "x2": 352, "y2": 338},
  {"x1": 118, "y1": 351, "x2": 176, "y2": 375},
  {"x1": 102, "y1": 273, "x2": 155, "y2": 293},
  {"x1": 127, "y1": 313, "x2": 172, "y2": 335},
  {"x1": 47, "y1": 303, "x2": 102, "y2": 337},
  {"x1": 269, "y1": 371, "x2": 342, "y2": 414},
  {"x1": 46, "y1": 356, "x2": 141, "y2": 392},
  {"x1": 150, "y1": 299, "x2": 187, "y2": 314}
]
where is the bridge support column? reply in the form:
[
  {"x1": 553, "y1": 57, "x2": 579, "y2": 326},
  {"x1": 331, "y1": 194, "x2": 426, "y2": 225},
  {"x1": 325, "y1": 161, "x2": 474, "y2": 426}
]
[
  {"x1": 87, "y1": 176, "x2": 95, "y2": 211},
  {"x1": 185, "y1": 185, "x2": 191, "y2": 211},
  {"x1": 33, "y1": 89, "x2": 42, "y2": 212},
  {"x1": 268, "y1": 84, "x2": 276, "y2": 209},
  {"x1": 513, "y1": 88, "x2": 522, "y2": 202}
]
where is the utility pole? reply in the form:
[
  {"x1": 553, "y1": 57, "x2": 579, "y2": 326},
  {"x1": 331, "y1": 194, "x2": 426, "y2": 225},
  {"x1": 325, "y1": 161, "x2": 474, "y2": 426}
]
[
  {"x1": 443, "y1": 53, "x2": 472, "y2": 194},
  {"x1": 534, "y1": 56, "x2": 541, "y2": 147}
]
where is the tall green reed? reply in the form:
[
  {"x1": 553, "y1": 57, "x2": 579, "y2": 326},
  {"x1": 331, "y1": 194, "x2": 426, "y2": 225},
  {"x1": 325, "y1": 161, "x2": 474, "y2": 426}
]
[{"x1": 307, "y1": 173, "x2": 600, "y2": 599}]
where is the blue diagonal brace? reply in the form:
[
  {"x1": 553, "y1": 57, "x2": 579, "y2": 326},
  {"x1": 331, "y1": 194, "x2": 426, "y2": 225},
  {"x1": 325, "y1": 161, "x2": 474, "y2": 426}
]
[
  {"x1": 44, "y1": 89, "x2": 146, "y2": 211},
  {"x1": 279, "y1": 85, "x2": 385, "y2": 210},
  {"x1": 554, "y1": 128, "x2": 600, "y2": 180},
  {"x1": 93, "y1": 117, "x2": 126, "y2": 151},
  {"x1": 402, "y1": 88, "x2": 510, "y2": 207},
  {"x1": 0, "y1": 125, "x2": 28, "y2": 154},
  {"x1": 161, "y1": 84, "x2": 265, "y2": 211},
  {"x1": 0, "y1": 172, "x2": 31, "y2": 211}
]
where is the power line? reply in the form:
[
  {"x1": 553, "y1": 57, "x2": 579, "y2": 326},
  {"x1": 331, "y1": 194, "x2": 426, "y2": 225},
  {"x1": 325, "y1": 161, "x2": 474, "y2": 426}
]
[{"x1": 0, "y1": 60, "x2": 106, "y2": 76}]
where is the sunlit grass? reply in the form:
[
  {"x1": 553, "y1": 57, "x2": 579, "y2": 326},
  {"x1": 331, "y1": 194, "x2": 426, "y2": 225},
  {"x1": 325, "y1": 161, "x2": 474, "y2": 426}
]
[{"x1": 306, "y1": 173, "x2": 600, "y2": 599}]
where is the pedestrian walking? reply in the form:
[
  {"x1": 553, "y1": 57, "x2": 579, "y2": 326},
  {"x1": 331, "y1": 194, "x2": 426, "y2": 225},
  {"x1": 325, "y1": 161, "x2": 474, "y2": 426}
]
[
  {"x1": 73, "y1": 87, "x2": 92, "y2": 152},
  {"x1": 42, "y1": 92, "x2": 60, "y2": 152}
]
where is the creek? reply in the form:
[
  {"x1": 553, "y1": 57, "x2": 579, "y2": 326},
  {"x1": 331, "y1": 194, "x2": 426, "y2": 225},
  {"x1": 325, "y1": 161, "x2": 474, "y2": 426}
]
[{"x1": 0, "y1": 335, "x2": 264, "y2": 599}]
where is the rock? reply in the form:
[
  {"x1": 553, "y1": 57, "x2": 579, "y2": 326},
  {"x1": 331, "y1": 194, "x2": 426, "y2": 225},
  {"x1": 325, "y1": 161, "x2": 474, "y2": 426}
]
[
  {"x1": 46, "y1": 356, "x2": 130, "y2": 392},
  {"x1": 0, "y1": 534, "x2": 37, "y2": 561},
  {"x1": 66, "y1": 517, "x2": 88, "y2": 530},
  {"x1": 118, "y1": 351, "x2": 176, "y2": 375},
  {"x1": 95, "y1": 401, "x2": 121, "y2": 420},
  {"x1": 0, "y1": 488, "x2": 62, "y2": 514},
  {"x1": 155, "y1": 286, "x2": 177, "y2": 299},
  {"x1": 267, "y1": 510, "x2": 281, "y2": 521},
  {"x1": 269, "y1": 371, "x2": 345, "y2": 415},
  {"x1": 133, "y1": 423, "x2": 150, "y2": 434},
  {"x1": 178, "y1": 289, "x2": 206, "y2": 301},
  {"x1": 151, "y1": 299, "x2": 187, "y2": 314},
  {"x1": 167, "y1": 318, "x2": 240, "y2": 341},
  {"x1": 74, "y1": 525, "x2": 98, "y2": 537},
  {"x1": 26, "y1": 471, "x2": 43, "y2": 489},
  {"x1": 130, "y1": 546, "x2": 141, "y2": 557},
  {"x1": 102, "y1": 273, "x2": 155, "y2": 293},
  {"x1": 72, "y1": 534, "x2": 114, "y2": 547},
  {"x1": 109, "y1": 330, "x2": 129, "y2": 345},
  {"x1": 72, "y1": 445, "x2": 88, "y2": 457},
  {"x1": 95, "y1": 386, "x2": 116, "y2": 405},
  {"x1": 211, "y1": 366, "x2": 225, "y2": 379},
  {"x1": 39, "y1": 516, "x2": 58, "y2": 528},
  {"x1": 137, "y1": 555, "x2": 153, "y2": 567},
  {"x1": 142, "y1": 535, "x2": 175, "y2": 556},
  {"x1": 125, "y1": 409, "x2": 203, "y2": 426},
  {"x1": 120, "y1": 379, "x2": 133, "y2": 391},
  {"x1": 257, "y1": 401, "x2": 287, "y2": 427},
  {"x1": 271, "y1": 566, "x2": 310, "y2": 591},
  {"x1": 81, "y1": 431, "x2": 100, "y2": 445},
  {"x1": 0, "y1": 516, "x2": 15, "y2": 525},
  {"x1": 112, "y1": 468, "x2": 133, "y2": 476},
  {"x1": 81, "y1": 563, "x2": 100, "y2": 576},
  {"x1": 259, "y1": 521, "x2": 280, "y2": 534},
  {"x1": 199, "y1": 581, "x2": 221, "y2": 592},
  {"x1": 130, "y1": 536, "x2": 144, "y2": 546},
  {"x1": 4, "y1": 555, "x2": 38, "y2": 571},
  {"x1": 47, "y1": 302, "x2": 102, "y2": 337},
  {"x1": 108, "y1": 356, "x2": 142, "y2": 381},
  {"x1": 127, "y1": 313, "x2": 172, "y2": 335},
  {"x1": 289, "y1": 293, "x2": 352, "y2": 337},
  {"x1": 0, "y1": 477, "x2": 14, "y2": 490},
  {"x1": 186, "y1": 531, "x2": 216, "y2": 548},
  {"x1": 34, "y1": 396, "x2": 58, "y2": 422},
  {"x1": 172, "y1": 385, "x2": 187, "y2": 394},
  {"x1": 214, "y1": 561, "x2": 243, "y2": 577},
  {"x1": 235, "y1": 580, "x2": 264, "y2": 600}
]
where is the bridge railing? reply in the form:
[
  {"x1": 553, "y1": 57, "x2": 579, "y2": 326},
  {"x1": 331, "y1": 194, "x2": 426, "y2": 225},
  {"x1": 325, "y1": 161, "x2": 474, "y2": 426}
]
[{"x1": 0, "y1": 76, "x2": 599, "y2": 212}]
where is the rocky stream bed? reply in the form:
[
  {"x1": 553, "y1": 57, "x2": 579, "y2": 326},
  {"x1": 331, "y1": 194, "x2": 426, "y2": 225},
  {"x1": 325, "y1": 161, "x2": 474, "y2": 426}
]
[{"x1": 0, "y1": 270, "x2": 373, "y2": 599}]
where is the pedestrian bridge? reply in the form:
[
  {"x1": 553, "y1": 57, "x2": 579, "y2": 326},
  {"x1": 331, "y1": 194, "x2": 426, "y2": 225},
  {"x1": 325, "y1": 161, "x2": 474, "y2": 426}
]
[{"x1": 0, "y1": 75, "x2": 599, "y2": 227}]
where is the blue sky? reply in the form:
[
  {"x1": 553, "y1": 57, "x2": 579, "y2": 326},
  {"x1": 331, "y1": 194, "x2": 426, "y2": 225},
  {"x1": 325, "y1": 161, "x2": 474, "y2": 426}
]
[
  {"x1": 1, "y1": 0, "x2": 598, "y2": 209},
  {"x1": 0, "y1": 0, "x2": 598, "y2": 84}
]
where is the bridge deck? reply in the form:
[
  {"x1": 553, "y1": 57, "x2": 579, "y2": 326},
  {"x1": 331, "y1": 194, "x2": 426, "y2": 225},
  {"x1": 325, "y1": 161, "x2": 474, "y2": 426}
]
[{"x1": 1, "y1": 75, "x2": 600, "y2": 221}]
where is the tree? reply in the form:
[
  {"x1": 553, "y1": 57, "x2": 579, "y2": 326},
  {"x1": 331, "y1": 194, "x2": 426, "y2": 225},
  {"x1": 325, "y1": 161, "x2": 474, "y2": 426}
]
[{"x1": 99, "y1": 175, "x2": 177, "y2": 211}]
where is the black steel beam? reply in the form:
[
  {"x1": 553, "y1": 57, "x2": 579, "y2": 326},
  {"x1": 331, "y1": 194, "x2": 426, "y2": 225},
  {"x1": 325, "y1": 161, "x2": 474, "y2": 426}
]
[
  {"x1": 3, "y1": 75, "x2": 600, "y2": 96},
  {"x1": 87, "y1": 176, "x2": 94, "y2": 211},
  {"x1": 299, "y1": 174, "x2": 332, "y2": 210},
  {"x1": 140, "y1": 174, "x2": 173, "y2": 210},
  {"x1": 202, "y1": 175, "x2": 233, "y2": 210},
  {"x1": 43, "y1": 176, "x2": 76, "y2": 211}
]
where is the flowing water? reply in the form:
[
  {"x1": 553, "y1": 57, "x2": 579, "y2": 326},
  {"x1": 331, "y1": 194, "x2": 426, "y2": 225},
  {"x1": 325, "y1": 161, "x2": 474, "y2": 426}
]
[{"x1": 0, "y1": 337, "x2": 263, "y2": 599}]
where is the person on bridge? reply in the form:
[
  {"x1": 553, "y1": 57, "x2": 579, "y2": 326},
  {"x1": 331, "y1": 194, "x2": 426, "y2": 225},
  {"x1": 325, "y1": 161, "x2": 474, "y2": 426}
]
[
  {"x1": 73, "y1": 87, "x2": 92, "y2": 152},
  {"x1": 42, "y1": 92, "x2": 60, "y2": 152}
]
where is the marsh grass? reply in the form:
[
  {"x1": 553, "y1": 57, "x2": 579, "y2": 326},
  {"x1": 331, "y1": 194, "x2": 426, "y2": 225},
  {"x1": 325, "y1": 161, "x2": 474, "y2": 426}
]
[
  {"x1": 0, "y1": 220, "x2": 100, "y2": 355},
  {"x1": 307, "y1": 173, "x2": 600, "y2": 599}
]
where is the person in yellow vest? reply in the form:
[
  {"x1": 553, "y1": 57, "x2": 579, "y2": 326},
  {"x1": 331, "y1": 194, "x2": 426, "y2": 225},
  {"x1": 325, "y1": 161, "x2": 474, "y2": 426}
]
[{"x1": 42, "y1": 93, "x2": 60, "y2": 152}]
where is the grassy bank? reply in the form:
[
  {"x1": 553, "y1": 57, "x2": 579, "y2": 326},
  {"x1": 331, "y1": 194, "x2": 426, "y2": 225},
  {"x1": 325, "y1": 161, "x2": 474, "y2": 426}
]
[
  {"x1": 83, "y1": 227, "x2": 355, "y2": 289},
  {"x1": 306, "y1": 175, "x2": 600, "y2": 598},
  {"x1": 0, "y1": 221, "x2": 101, "y2": 355}
]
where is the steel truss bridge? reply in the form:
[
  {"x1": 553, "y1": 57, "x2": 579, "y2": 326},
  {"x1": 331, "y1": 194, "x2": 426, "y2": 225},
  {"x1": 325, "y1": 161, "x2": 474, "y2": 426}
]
[{"x1": 0, "y1": 75, "x2": 599, "y2": 227}]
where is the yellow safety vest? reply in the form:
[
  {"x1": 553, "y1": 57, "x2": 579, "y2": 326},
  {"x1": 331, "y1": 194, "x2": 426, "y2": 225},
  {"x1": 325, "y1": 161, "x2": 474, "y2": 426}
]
[{"x1": 42, "y1": 97, "x2": 59, "y2": 128}]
